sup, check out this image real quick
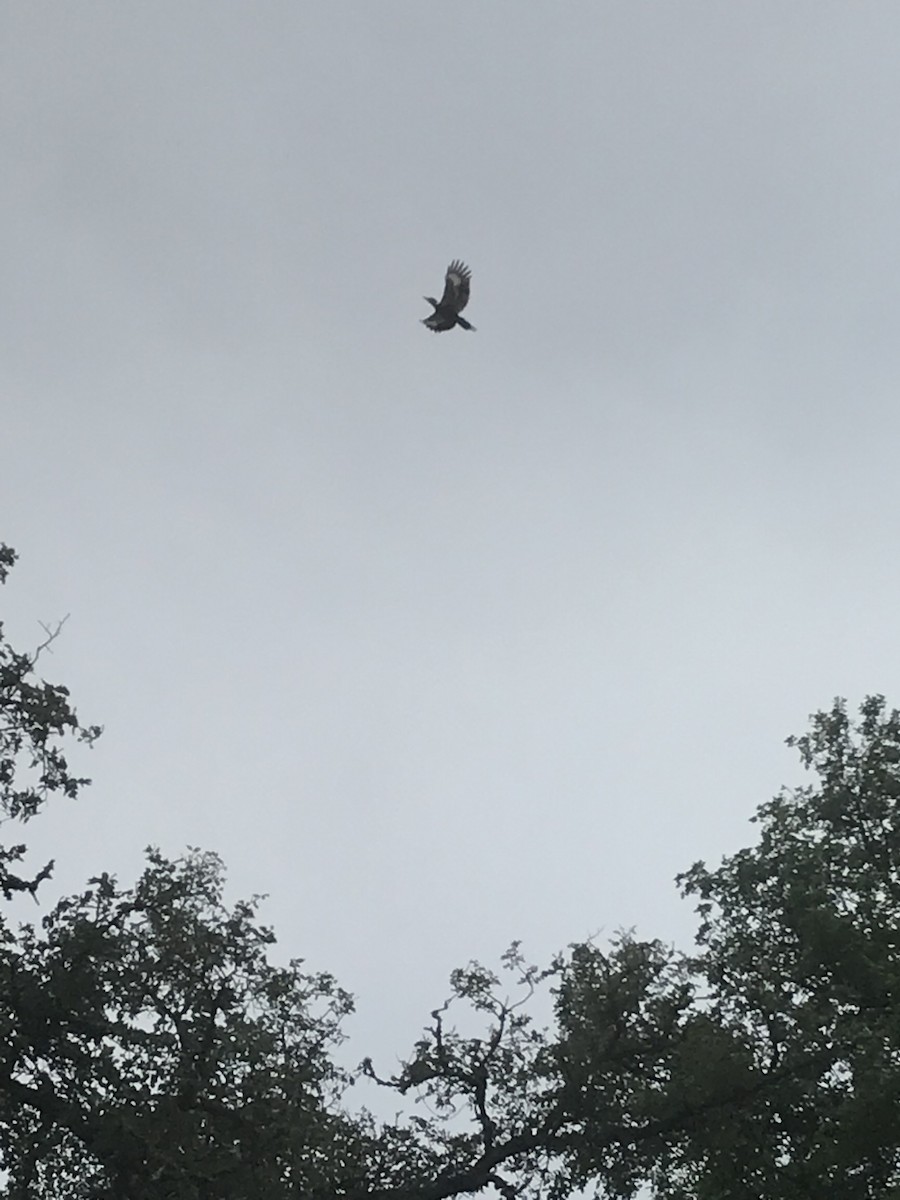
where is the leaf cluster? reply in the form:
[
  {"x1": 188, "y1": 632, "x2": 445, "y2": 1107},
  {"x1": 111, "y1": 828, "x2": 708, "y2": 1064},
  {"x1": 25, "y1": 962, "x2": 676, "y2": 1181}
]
[
  {"x1": 0, "y1": 544, "x2": 101, "y2": 901},
  {"x1": 0, "y1": 848, "x2": 362, "y2": 1198}
]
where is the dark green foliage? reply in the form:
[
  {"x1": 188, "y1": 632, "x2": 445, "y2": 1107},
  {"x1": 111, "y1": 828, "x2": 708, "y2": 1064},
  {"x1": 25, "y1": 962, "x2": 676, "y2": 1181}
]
[
  {"x1": 0, "y1": 848, "x2": 362, "y2": 1198},
  {"x1": 0, "y1": 543, "x2": 101, "y2": 900},
  {"x1": 673, "y1": 696, "x2": 900, "y2": 1198},
  {"x1": 4, "y1": 543, "x2": 900, "y2": 1197}
]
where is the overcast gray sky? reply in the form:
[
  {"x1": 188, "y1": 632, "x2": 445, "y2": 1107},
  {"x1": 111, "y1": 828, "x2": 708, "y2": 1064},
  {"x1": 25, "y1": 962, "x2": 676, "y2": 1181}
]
[{"x1": 4, "y1": 3, "x2": 900, "y2": 1067}]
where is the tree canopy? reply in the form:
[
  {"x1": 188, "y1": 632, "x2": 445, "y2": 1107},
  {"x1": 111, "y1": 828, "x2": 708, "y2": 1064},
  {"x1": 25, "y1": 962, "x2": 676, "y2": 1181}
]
[{"x1": 2, "y1": 541, "x2": 900, "y2": 1198}]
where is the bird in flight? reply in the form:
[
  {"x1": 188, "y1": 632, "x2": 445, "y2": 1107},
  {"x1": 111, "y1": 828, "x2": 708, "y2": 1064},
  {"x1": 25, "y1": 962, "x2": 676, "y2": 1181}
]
[{"x1": 421, "y1": 260, "x2": 476, "y2": 332}]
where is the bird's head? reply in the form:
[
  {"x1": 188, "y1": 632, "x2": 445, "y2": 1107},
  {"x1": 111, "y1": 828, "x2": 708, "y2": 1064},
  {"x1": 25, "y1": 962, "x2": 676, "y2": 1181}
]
[{"x1": 424, "y1": 296, "x2": 438, "y2": 309}]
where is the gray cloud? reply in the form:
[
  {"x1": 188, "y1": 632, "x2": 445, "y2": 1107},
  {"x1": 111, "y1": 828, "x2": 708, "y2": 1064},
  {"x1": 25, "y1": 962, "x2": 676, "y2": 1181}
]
[{"x1": 3, "y1": 2, "x2": 900, "y2": 1062}]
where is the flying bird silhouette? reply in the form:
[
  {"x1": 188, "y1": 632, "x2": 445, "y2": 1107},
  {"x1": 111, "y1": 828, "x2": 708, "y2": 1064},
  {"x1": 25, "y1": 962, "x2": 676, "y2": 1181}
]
[{"x1": 421, "y1": 260, "x2": 475, "y2": 332}]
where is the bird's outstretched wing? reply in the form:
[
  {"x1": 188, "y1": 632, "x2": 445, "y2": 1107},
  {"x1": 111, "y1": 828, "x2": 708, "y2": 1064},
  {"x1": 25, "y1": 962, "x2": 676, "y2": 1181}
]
[{"x1": 438, "y1": 260, "x2": 471, "y2": 313}]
